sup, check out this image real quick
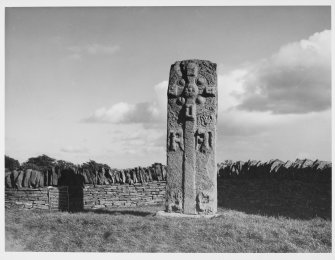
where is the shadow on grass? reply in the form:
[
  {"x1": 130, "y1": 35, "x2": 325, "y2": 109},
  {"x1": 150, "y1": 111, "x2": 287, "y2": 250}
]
[
  {"x1": 81, "y1": 208, "x2": 155, "y2": 217},
  {"x1": 62, "y1": 180, "x2": 331, "y2": 221}
]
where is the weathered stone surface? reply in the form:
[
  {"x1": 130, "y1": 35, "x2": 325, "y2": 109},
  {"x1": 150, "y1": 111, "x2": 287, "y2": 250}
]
[
  {"x1": 5, "y1": 172, "x2": 12, "y2": 188},
  {"x1": 120, "y1": 170, "x2": 126, "y2": 184},
  {"x1": 166, "y1": 59, "x2": 218, "y2": 215},
  {"x1": 5, "y1": 162, "x2": 169, "y2": 188},
  {"x1": 97, "y1": 169, "x2": 104, "y2": 185},
  {"x1": 15, "y1": 170, "x2": 24, "y2": 188},
  {"x1": 52, "y1": 167, "x2": 58, "y2": 186},
  {"x1": 154, "y1": 163, "x2": 163, "y2": 181},
  {"x1": 156, "y1": 210, "x2": 219, "y2": 218},
  {"x1": 22, "y1": 169, "x2": 31, "y2": 187},
  {"x1": 30, "y1": 170, "x2": 38, "y2": 187},
  {"x1": 139, "y1": 167, "x2": 145, "y2": 183}
]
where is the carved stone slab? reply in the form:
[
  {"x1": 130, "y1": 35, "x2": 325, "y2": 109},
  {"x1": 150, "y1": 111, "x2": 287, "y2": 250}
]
[{"x1": 166, "y1": 59, "x2": 217, "y2": 215}]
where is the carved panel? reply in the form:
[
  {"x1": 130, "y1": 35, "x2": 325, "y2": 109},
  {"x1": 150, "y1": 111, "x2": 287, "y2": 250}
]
[
  {"x1": 195, "y1": 130, "x2": 213, "y2": 153},
  {"x1": 168, "y1": 129, "x2": 184, "y2": 151}
]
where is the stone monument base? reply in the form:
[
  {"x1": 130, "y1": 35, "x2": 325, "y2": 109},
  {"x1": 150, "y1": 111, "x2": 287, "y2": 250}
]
[{"x1": 155, "y1": 210, "x2": 219, "y2": 219}]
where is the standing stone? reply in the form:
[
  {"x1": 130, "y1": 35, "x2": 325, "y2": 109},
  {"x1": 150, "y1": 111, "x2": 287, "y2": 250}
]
[
  {"x1": 149, "y1": 167, "x2": 156, "y2": 181},
  {"x1": 52, "y1": 167, "x2": 59, "y2": 186},
  {"x1": 5, "y1": 172, "x2": 12, "y2": 188},
  {"x1": 131, "y1": 169, "x2": 138, "y2": 183},
  {"x1": 16, "y1": 170, "x2": 24, "y2": 188},
  {"x1": 120, "y1": 170, "x2": 126, "y2": 184},
  {"x1": 166, "y1": 59, "x2": 217, "y2": 215},
  {"x1": 162, "y1": 165, "x2": 167, "y2": 180},
  {"x1": 23, "y1": 169, "x2": 32, "y2": 187},
  {"x1": 115, "y1": 170, "x2": 120, "y2": 183},
  {"x1": 154, "y1": 163, "x2": 163, "y2": 181},
  {"x1": 30, "y1": 170, "x2": 38, "y2": 188},
  {"x1": 146, "y1": 167, "x2": 153, "y2": 182}
]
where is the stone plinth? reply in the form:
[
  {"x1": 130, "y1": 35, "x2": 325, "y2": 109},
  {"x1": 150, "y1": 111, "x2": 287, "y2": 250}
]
[
  {"x1": 166, "y1": 59, "x2": 218, "y2": 215},
  {"x1": 155, "y1": 210, "x2": 219, "y2": 219}
]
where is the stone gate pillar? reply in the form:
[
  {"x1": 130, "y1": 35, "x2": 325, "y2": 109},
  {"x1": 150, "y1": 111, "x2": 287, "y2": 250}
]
[{"x1": 166, "y1": 59, "x2": 217, "y2": 215}]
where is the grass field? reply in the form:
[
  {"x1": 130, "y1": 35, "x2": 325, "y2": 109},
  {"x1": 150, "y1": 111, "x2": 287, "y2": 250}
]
[{"x1": 5, "y1": 205, "x2": 331, "y2": 253}]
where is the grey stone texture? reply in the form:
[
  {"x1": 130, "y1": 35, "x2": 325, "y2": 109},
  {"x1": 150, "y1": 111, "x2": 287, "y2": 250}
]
[
  {"x1": 5, "y1": 182, "x2": 166, "y2": 211},
  {"x1": 156, "y1": 210, "x2": 219, "y2": 218},
  {"x1": 5, "y1": 163, "x2": 167, "y2": 188},
  {"x1": 166, "y1": 59, "x2": 218, "y2": 215}
]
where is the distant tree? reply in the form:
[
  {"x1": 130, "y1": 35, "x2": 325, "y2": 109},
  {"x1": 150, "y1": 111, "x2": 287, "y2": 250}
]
[
  {"x1": 26, "y1": 154, "x2": 56, "y2": 166},
  {"x1": 20, "y1": 162, "x2": 42, "y2": 171},
  {"x1": 21, "y1": 154, "x2": 56, "y2": 171},
  {"x1": 80, "y1": 160, "x2": 111, "y2": 186},
  {"x1": 56, "y1": 160, "x2": 77, "y2": 169},
  {"x1": 5, "y1": 155, "x2": 20, "y2": 171},
  {"x1": 81, "y1": 160, "x2": 111, "y2": 171}
]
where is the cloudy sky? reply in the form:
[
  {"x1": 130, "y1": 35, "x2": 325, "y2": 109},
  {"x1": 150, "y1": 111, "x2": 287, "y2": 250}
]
[{"x1": 5, "y1": 6, "x2": 331, "y2": 168}]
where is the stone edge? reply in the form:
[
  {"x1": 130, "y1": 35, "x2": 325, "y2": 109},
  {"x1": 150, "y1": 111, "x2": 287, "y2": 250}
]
[{"x1": 155, "y1": 210, "x2": 220, "y2": 219}]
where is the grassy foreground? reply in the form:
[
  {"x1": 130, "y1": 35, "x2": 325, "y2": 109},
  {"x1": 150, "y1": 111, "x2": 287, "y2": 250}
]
[{"x1": 5, "y1": 206, "x2": 331, "y2": 253}]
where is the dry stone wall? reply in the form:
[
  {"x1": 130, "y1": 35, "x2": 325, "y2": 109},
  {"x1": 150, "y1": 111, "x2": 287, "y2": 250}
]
[
  {"x1": 6, "y1": 159, "x2": 330, "y2": 189},
  {"x1": 5, "y1": 159, "x2": 331, "y2": 218},
  {"x1": 5, "y1": 187, "x2": 68, "y2": 211},
  {"x1": 5, "y1": 163, "x2": 166, "y2": 188},
  {"x1": 5, "y1": 182, "x2": 166, "y2": 211},
  {"x1": 218, "y1": 178, "x2": 331, "y2": 219},
  {"x1": 216, "y1": 159, "x2": 331, "y2": 219},
  {"x1": 82, "y1": 181, "x2": 166, "y2": 210},
  {"x1": 217, "y1": 159, "x2": 331, "y2": 182}
]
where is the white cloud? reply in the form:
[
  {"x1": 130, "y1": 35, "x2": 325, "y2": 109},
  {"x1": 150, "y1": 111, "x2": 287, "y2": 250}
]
[
  {"x1": 234, "y1": 30, "x2": 331, "y2": 114},
  {"x1": 107, "y1": 126, "x2": 165, "y2": 157},
  {"x1": 84, "y1": 102, "x2": 133, "y2": 123},
  {"x1": 214, "y1": 29, "x2": 331, "y2": 142},
  {"x1": 84, "y1": 81, "x2": 168, "y2": 125},
  {"x1": 68, "y1": 43, "x2": 120, "y2": 59},
  {"x1": 61, "y1": 146, "x2": 88, "y2": 154},
  {"x1": 217, "y1": 69, "x2": 247, "y2": 112},
  {"x1": 83, "y1": 101, "x2": 163, "y2": 124},
  {"x1": 154, "y1": 80, "x2": 168, "y2": 112}
]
